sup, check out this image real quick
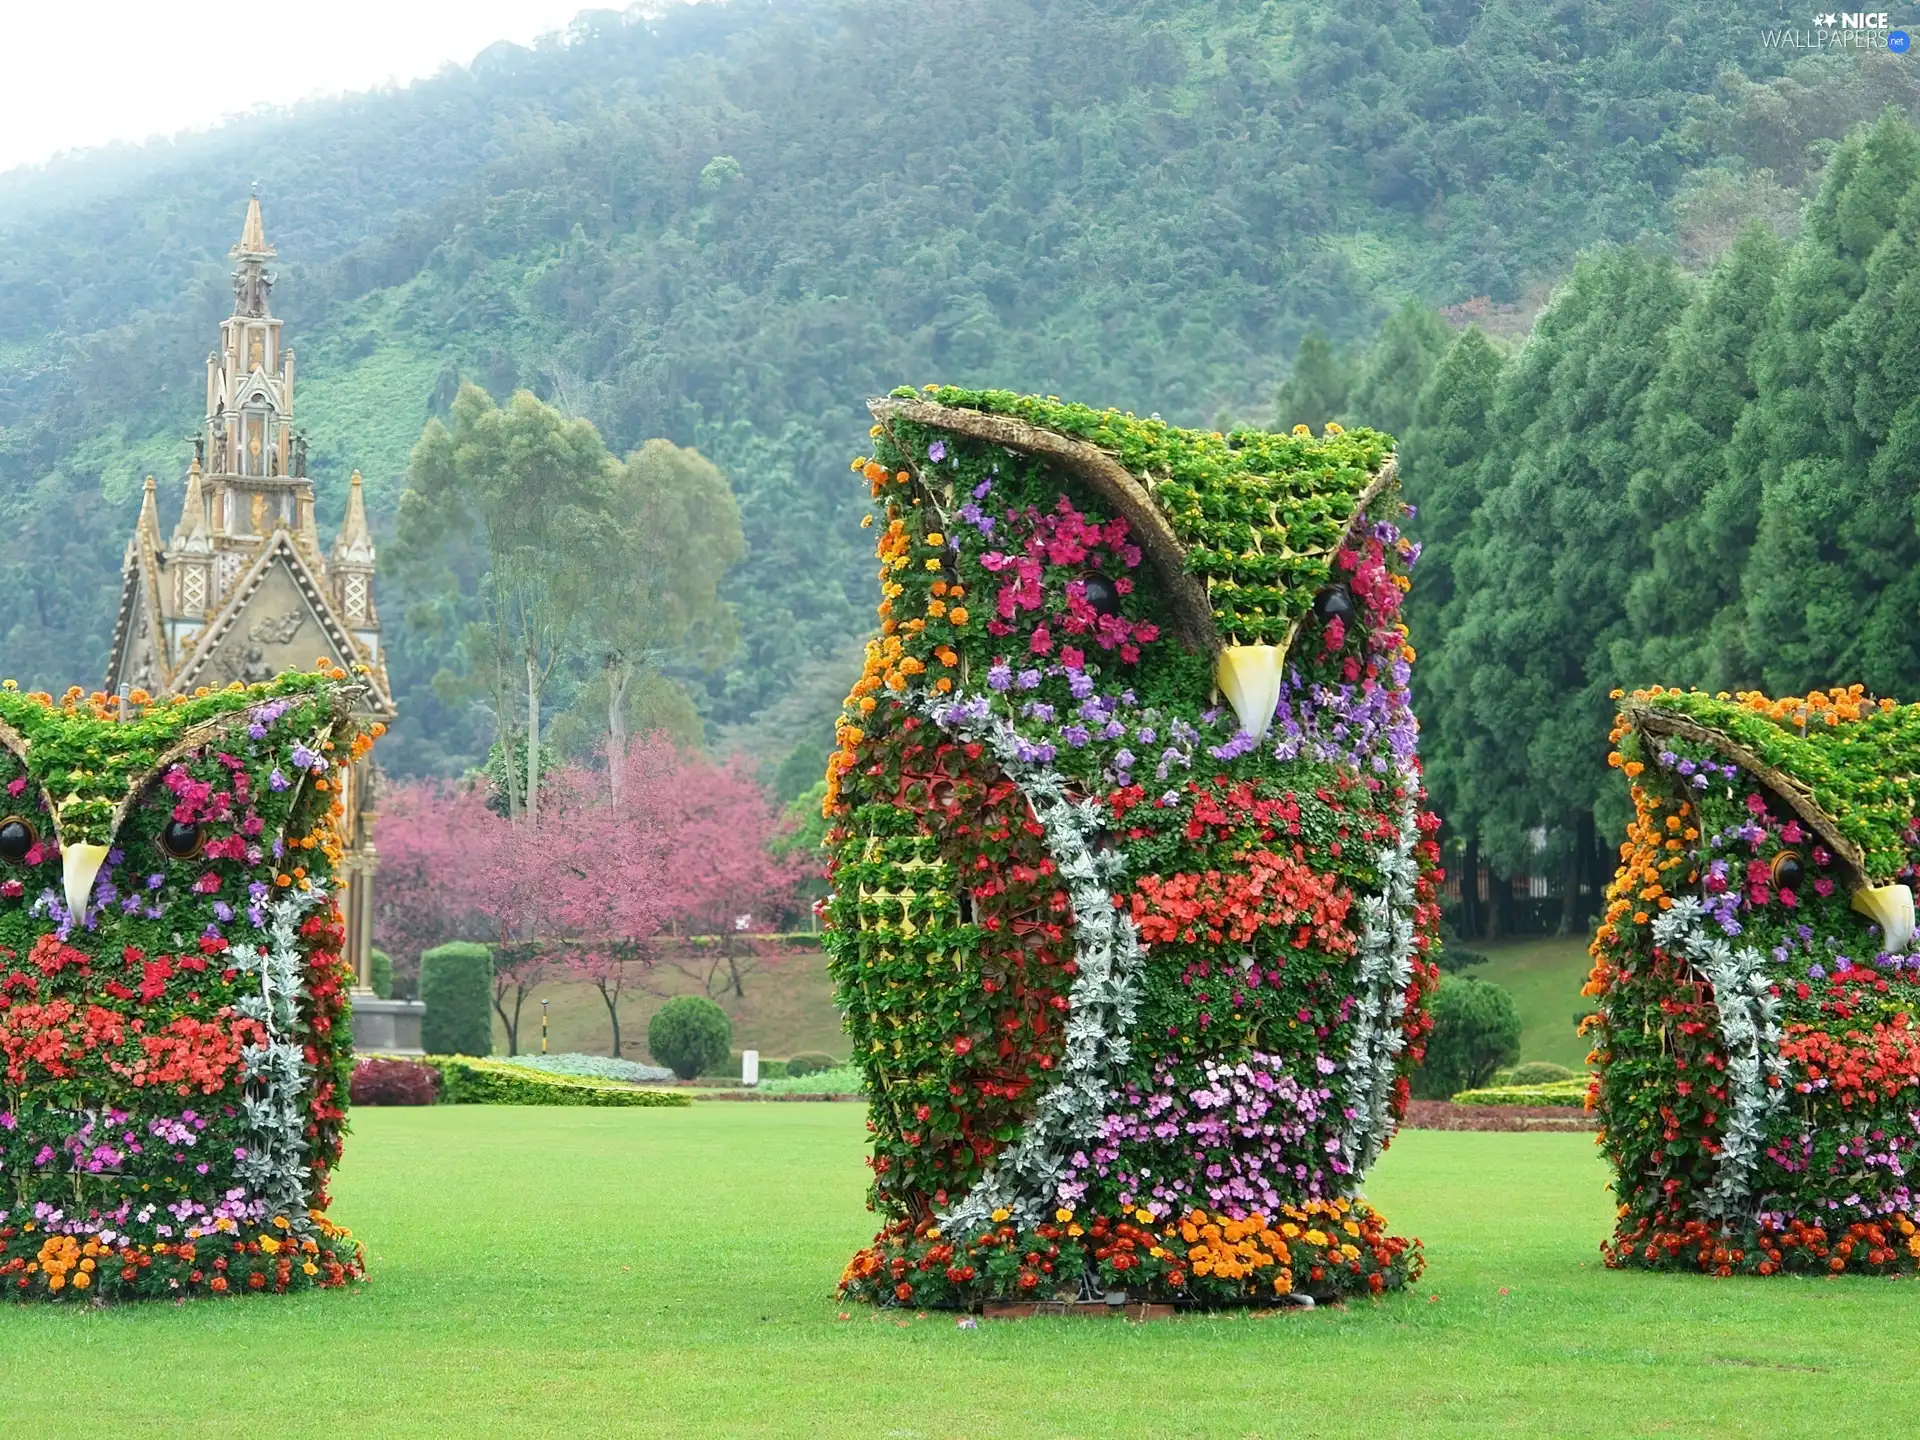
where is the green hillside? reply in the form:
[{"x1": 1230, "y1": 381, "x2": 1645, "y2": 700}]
[{"x1": 0, "y1": 0, "x2": 1890, "y2": 774}]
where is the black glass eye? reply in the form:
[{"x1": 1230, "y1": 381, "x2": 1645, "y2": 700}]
[
  {"x1": 1770, "y1": 850, "x2": 1804, "y2": 896},
  {"x1": 0, "y1": 818, "x2": 36, "y2": 863},
  {"x1": 1080, "y1": 573, "x2": 1123, "y2": 618},
  {"x1": 160, "y1": 820, "x2": 204, "y2": 859},
  {"x1": 1314, "y1": 585, "x2": 1358, "y2": 624}
]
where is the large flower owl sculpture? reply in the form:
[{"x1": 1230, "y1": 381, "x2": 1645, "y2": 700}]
[
  {"x1": 0, "y1": 668, "x2": 376, "y2": 1302},
  {"x1": 828, "y1": 389, "x2": 1440, "y2": 1308},
  {"x1": 1593, "y1": 687, "x2": 1920, "y2": 1277}
]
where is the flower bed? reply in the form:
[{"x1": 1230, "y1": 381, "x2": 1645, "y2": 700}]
[
  {"x1": 822, "y1": 390, "x2": 1438, "y2": 1309},
  {"x1": 0, "y1": 666, "x2": 377, "y2": 1301},
  {"x1": 840, "y1": 1197, "x2": 1420, "y2": 1308},
  {"x1": 502, "y1": 1052, "x2": 674, "y2": 1084},
  {"x1": 1591, "y1": 686, "x2": 1920, "y2": 1276}
]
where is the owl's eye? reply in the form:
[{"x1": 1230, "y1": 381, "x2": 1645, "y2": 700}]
[
  {"x1": 160, "y1": 819, "x2": 205, "y2": 859},
  {"x1": 0, "y1": 818, "x2": 36, "y2": 863},
  {"x1": 1080, "y1": 573, "x2": 1123, "y2": 619},
  {"x1": 1770, "y1": 850, "x2": 1804, "y2": 895},
  {"x1": 1314, "y1": 585, "x2": 1358, "y2": 624}
]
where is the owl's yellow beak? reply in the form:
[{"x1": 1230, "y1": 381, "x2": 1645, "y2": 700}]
[
  {"x1": 1852, "y1": 882, "x2": 1915, "y2": 954},
  {"x1": 1215, "y1": 645, "x2": 1284, "y2": 743},
  {"x1": 62, "y1": 842, "x2": 111, "y2": 924}
]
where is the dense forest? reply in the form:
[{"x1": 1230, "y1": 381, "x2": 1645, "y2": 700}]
[
  {"x1": 0, "y1": 0, "x2": 1912, "y2": 790},
  {"x1": 1380, "y1": 113, "x2": 1920, "y2": 934}
]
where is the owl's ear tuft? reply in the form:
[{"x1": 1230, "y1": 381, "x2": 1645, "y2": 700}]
[
  {"x1": 62, "y1": 842, "x2": 111, "y2": 923},
  {"x1": 1216, "y1": 645, "x2": 1284, "y2": 743}
]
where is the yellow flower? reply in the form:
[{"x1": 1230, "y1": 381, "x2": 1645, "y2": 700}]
[
  {"x1": 1324, "y1": 421, "x2": 1344, "y2": 435},
  {"x1": 948, "y1": 607, "x2": 969, "y2": 625},
  {"x1": 1055, "y1": 1208, "x2": 1074, "y2": 1223},
  {"x1": 1291, "y1": 424, "x2": 1311, "y2": 436},
  {"x1": 990, "y1": 1208, "x2": 1011, "y2": 1223},
  {"x1": 926, "y1": 1227, "x2": 941, "y2": 1239},
  {"x1": 926, "y1": 532, "x2": 945, "y2": 546},
  {"x1": 303, "y1": 1261, "x2": 319, "y2": 1276},
  {"x1": 861, "y1": 514, "x2": 874, "y2": 528},
  {"x1": 924, "y1": 559, "x2": 943, "y2": 572},
  {"x1": 1134, "y1": 1208, "x2": 1155, "y2": 1225}
]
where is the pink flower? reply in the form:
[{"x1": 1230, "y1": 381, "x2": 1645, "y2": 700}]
[
  {"x1": 1030, "y1": 626, "x2": 1053, "y2": 655},
  {"x1": 1059, "y1": 646, "x2": 1085, "y2": 671}
]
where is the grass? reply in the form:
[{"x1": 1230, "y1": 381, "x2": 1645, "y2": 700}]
[
  {"x1": 0, "y1": 1106, "x2": 1914, "y2": 1437},
  {"x1": 1471, "y1": 933, "x2": 1596, "y2": 1070},
  {"x1": 493, "y1": 946, "x2": 846, "y2": 1063}
]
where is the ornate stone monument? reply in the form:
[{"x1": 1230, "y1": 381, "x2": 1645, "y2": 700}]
[{"x1": 103, "y1": 193, "x2": 423, "y2": 1052}]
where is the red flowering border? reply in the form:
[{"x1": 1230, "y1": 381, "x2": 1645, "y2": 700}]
[{"x1": 841, "y1": 1198, "x2": 1423, "y2": 1309}]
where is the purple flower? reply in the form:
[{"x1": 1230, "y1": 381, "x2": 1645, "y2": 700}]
[
  {"x1": 1062, "y1": 724, "x2": 1091, "y2": 748},
  {"x1": 290, "y1": 744, "x2": 320, "y2": 771},
  {"x1": 986, "y1": 663, "x2": 1013, "y2": 692},
  {"x1": 1015, "y1": 668, "x2": 1042, "y2": 691},
  {"x1": 269, "y1": 768, "x2": 289, "y2": 792},
  {"x1": 928, "y1": 440, "x2": 947, "y2": 463}
]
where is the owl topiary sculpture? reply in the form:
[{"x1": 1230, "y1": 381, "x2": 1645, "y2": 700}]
[
  {"x1": 827, "y1": 389, "x2": 1440, "y2": 1309},
  {"x1": 1592, "y1": 686, "x2": 1920, "y2": 1277},
  {"x1": 0, "y1": 666, "x2": 379, "y2": 1302}
]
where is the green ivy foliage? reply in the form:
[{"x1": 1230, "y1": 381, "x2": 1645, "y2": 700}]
[{"x1": 909, "y1": 386, "x2": 1393, "y2": 645}]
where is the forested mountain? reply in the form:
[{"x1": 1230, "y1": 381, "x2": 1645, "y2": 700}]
[{"x1": 0, "y1": 0, "x2": 1901, "y2": 778}]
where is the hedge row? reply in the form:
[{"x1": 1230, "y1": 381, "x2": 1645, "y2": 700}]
[
  {"x1": 351, "y1": 1055, "x2": 690, "y2": 1108},
  {"x1": 1449, "y1": 1078, "x2": 1590, "y2": 1109}
]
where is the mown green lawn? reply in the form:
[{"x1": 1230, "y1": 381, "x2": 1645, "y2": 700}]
[{"x1": 0, "y1": 1104, "x2": 1910, "y2": 1437}]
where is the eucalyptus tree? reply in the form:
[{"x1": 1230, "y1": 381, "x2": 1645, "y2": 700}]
[
  {"x1": 586, "y1": 438, "x2": 745, "y2": 801},
  {"x1": 399, "y1": 382, "x2": 616, "y2": 828}
]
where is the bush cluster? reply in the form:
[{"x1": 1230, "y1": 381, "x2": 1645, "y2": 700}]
[
  {"x1": 648, "y1": 995, "x2": 732, "y2": 1080},
  {"x1": 349, "y1": 1058, "x2": 439, "y2": 1106},
  {"x1": 1413, "y1": 977, "x2": 1521, "y2": 1099},
  {"x1": 783, "y1": 1051, "x2": 837, "y2": 1077},
  {"x1": 420, "y1": 942, "x2": 493, "y2": 1056}
]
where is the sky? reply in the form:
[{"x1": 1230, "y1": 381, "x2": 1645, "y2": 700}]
[{"x1": 0, "y1": 0, "x2": 616, "y2": 175}]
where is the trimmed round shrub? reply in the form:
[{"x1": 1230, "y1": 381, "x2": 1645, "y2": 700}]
[
  {"x1": 350, "y1": 1058, "x2": 439, "y2": 1106},
  {"x1": 648, "y1": 995, "x2": 732, "y2": 1080},
  {"x1": 1413, "y1": 976, "x2": 1522, "y2": 1099},
  {"x1": 369, "y1": 947, "x2": 393, "y2": 1000},
  {"x1": 420, "y1": 941, "x2": 493, "y2": 1056},
  {"x1": 785, "y1": 1051, "x2": 836, "y2": 1077},
  {"x1": 1506, "y1": 1060, "x2": 1576, "y2": 1086}
]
